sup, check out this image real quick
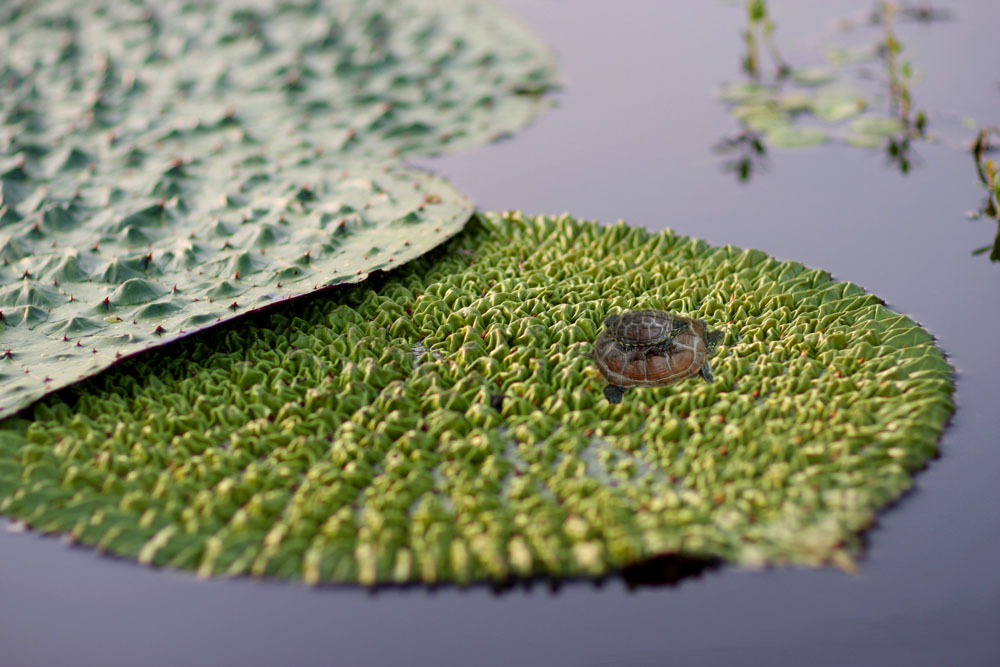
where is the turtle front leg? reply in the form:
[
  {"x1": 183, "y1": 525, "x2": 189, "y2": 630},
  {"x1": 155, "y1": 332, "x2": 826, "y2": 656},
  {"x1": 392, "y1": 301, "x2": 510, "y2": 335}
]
[
  {"x1": 603, "y1": 385, "x2": 625, "y2": 404},
  {"x1": 671, "y1": 320, "x2": 690, "y2": 335},
  {"x1": 699, "y1": 361, "x2": 715, "y2": 383}
]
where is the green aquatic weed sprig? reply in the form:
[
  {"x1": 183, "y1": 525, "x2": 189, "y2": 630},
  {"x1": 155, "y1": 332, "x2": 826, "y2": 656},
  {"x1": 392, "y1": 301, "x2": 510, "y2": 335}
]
[
  {"x1": 970, "y1": 126, "x2": 1000, "y2": 261},
  {"x1": 718, "y1": 0, "x2": 934, "y2": 176}
]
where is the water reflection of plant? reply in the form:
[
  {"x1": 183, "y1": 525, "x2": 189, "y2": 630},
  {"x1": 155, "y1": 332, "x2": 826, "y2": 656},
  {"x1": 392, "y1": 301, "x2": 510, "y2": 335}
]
[
  {"x1": 863, "y1": 2, "x2": 953, "y2": 27},
  {"x1": 716, "y1": 0, "x2": 934, "y2": 180},
  {"x1": 970, "y1": 127, "x2": 1000, "y2": 261},
  {"x1": 713, "y1": 130, "x2": 767, "y2": 183}
]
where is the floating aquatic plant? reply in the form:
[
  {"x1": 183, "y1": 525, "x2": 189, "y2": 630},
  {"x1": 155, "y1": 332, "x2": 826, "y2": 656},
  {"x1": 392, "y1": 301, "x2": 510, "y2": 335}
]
[
  {"x1": 839, "y1": 2, "x2": 953, "y2": 29},
  {"x1": 0, "y1": 0, "x2": 558, "y2": 162},
  {"x1": 741, "y1": 0, "x2": 790, "y2": 81},
  {"x1": 0, "y1": 0, "x2": 562, "y2": 416},
  {"x1": 0, "y1": 153, "x2": 473, "y2": 418},
  {"x1": 715, "y1": 0, "x2": 933, "y2": 179},
  {"x1": 969, "y1": 126, "x2": 1000, "y2": 261},
  {"x1": 0, "y1": 212, "x2": 954, "y2": 585}
]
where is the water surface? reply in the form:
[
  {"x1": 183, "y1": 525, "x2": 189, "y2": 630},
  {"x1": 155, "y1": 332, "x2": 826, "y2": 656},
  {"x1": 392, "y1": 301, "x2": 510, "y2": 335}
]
[{"x1": 2, "y1": 1, "x2": 998, "y2": 665}]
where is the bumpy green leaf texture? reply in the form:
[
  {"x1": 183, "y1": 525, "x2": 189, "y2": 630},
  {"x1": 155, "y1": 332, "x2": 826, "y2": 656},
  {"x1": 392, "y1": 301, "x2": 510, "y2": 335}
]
[
  {"x1": 0, "y1": 0, "x2": 560, "y2": 416},
  {"x1": 0, "y1": 213, "x2": 955, "y2": 585},
  {"x1": 0, "y1": 155, "x2": 472, "y2": 417},
  {"x1": 0, "y1": 0, "x2": 558, "y2": 160}
]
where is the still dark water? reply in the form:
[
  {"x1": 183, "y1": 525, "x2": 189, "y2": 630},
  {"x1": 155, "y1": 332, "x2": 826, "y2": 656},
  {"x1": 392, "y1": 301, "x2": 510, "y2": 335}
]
[{"x1": 2, "y1": 1, "x2": 998, "y2": 665}]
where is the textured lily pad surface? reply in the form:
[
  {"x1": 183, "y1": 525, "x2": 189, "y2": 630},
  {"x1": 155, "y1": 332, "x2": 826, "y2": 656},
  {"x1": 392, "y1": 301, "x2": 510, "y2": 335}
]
[
  {"x1": 0, "y1": 0, "x2": 557, "y2": 161},
  {"x1": 0, "y1": 213, "x2": 954, "y2": 585},
  {"x1": 0, "y1": 155, "x2": 473, "y2": 417},
  {"x1": 0, "y1": 0, "x2": 564, "y2": 416}
]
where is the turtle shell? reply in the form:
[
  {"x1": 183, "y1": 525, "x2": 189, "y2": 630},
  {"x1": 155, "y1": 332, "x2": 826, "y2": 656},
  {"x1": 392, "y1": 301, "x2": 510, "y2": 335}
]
[
  {"x1": 592, "y1": 316, "x2": 709, "y2": 388},
  {"x1": 604, "y1": 309, "x2": 679, "y2": 348}
]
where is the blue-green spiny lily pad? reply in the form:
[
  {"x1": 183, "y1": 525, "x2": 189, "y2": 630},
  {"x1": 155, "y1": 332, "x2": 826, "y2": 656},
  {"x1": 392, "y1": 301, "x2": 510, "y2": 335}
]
[
  {"x1": 0, "y1": 153, "x2": 473, "y2": 418},
  {"x1": 0, "y1": 0, "x2": 561, "y2": 416},
  {"x1": 0, "y1": 0, "x2": 558, "y2": 162}
]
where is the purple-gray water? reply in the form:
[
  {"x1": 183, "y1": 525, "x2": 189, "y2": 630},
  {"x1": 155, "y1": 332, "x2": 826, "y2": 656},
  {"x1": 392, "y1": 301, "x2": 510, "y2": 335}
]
[{"x1": 2, "y1": 1, "x2": 998, "y2": 664}]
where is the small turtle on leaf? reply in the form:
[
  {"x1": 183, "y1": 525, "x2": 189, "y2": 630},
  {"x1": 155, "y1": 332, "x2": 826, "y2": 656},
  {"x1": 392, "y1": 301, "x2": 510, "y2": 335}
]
[{"x1": 592, "y1": 310, "x2": 724, "y2": 404}]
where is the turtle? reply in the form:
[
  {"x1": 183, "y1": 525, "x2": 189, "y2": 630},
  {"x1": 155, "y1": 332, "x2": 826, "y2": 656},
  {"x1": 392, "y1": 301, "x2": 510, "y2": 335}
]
[
  {"x1": 601, "y1": 309, "x2": 690, "y2": 352},
  {"x1": 592, "y1": 312, "x2": 724, "y2": 404}
]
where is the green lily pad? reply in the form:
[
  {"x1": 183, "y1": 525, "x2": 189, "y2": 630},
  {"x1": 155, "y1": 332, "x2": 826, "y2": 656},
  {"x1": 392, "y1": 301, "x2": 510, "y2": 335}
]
[
  {"x1": 765, "y1": 126, "x2": 829, "y2": 148},
  {"x1": 0, "y1": 0, "x2": 558, "y2": 161},
  {"x1": 844, "y1": 133, "x2": 886, "y2": 149},
  {"x1": 0, "y1": 212, "x2": 954, "y2": 585},
  {"x1": 0, "y1": 0, "x2": 564, "y2": 416},
  {"x1": 849, "y1": 116, "x2": 907, "y2": 137},
  {"x1": 777, "y1": 93, "x2": 814, "y2": 113},
  {"x1": 0, "y1": 153, "x2": 473, "y2": 418},
  {"x1": 733, "y1": 104, "x2": 792, "y2": 132},
  {"x1": 810, "y1": 88, "x2": 868, "y2": 123},
  {"x1": 718, "y1": 82, "x2": 774, "y2": 104},
  {"x1": 790, "y1": 67, "x2": 837, "y2": 87},
  {"x1": 825, "y1": 44, "x2": 880, "y2": 66},
  {"x1": 844, "y1": 116, "x2": 908, "y2": 149}
]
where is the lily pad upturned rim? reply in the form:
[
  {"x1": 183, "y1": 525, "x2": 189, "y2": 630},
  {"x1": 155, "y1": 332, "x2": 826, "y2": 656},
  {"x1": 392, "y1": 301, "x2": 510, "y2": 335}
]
[{"x1": 0, "y1": 159, "x2": 475, "y2": 418}]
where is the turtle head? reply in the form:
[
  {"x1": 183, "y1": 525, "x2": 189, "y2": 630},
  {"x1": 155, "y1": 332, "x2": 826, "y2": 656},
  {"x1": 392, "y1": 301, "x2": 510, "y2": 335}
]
[
  {"x1": 704, "y1": 329, "x2": 724, "y2": 354},
  {"x1": 603, "y1": 314, "x2": 621, "y2": 329}
]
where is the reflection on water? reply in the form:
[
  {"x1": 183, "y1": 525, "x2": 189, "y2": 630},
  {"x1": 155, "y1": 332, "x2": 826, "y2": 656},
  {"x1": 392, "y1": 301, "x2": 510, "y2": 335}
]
[
  {"x1": 478, "y1": 553, "x2": 720, "y2": 595},
  {"x1": 618, "y1": 553, "x2": 720, "y2": 591},
  {"x1": 713, "y1": 130, "x2": 768, "y2": 182},
  {"x1": 848, "y1": 2, "x2": 953, "y2": 27},
  {"x1": 339, "y1": 551, "x2": 719, "y2": 595},
  {"x1": 4, "y1": 0, "x2": 1000, "y2": 663}
]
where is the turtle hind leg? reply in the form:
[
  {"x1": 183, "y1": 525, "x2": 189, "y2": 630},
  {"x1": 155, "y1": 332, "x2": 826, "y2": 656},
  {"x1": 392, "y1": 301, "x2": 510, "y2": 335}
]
[
  {"x1": 603, "y1": 385, "x2": 625, "y2": 404},
  {"x1": 700, "y1": 361, "x2": 715, "y2": 383}
]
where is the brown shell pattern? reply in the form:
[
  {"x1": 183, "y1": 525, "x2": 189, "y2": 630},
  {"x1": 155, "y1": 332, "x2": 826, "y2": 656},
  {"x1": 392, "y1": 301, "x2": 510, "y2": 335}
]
[
  {"x1": 593, "y1": 316, "x2": 708, "y2": 388},
  {"x1": 607, "y1": 309, "x2": 676, "y2": 347}
]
